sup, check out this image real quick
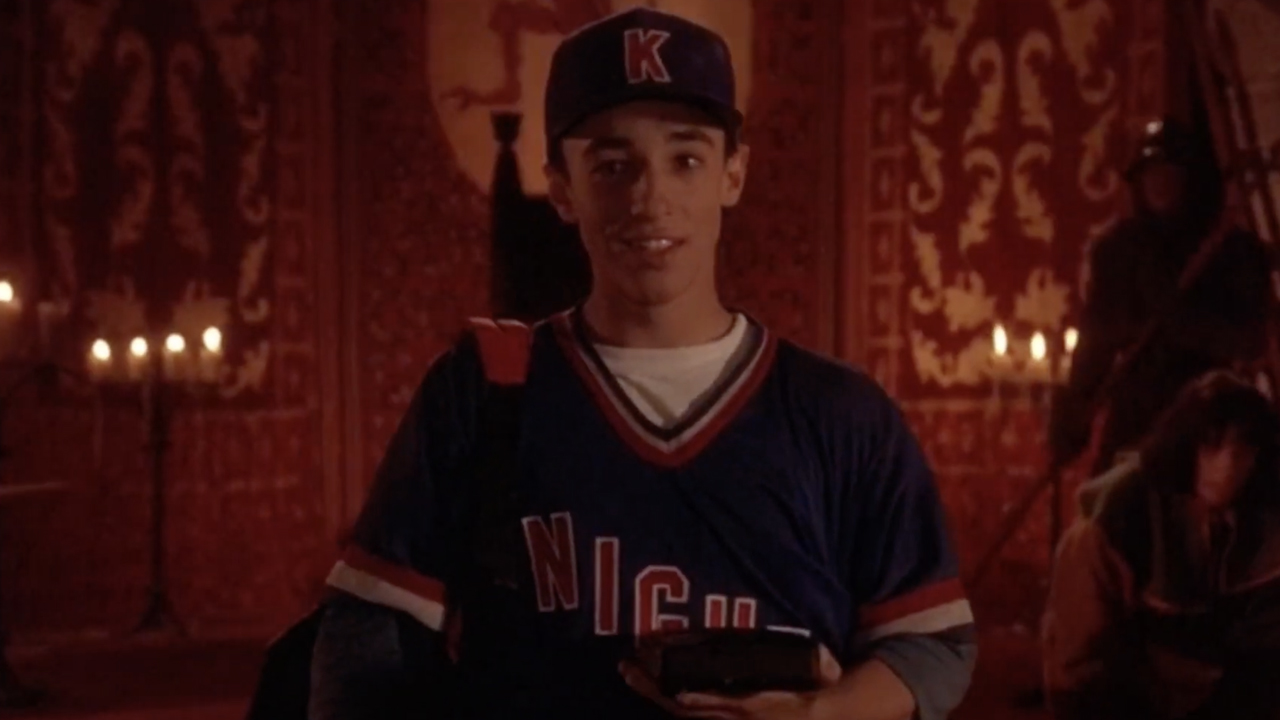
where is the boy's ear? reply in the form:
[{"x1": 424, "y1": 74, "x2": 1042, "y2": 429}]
[
  {"x1": 545, "y1": 164, "x2": 578, "y2": 224},
  {"x1": 721, "y1": 144, "x2": 750, "y2": 208}
]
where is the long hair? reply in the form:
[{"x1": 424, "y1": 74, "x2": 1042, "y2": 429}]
[{"x1": 1138, "y1": 370, "x2": 1280, "y2": 505}]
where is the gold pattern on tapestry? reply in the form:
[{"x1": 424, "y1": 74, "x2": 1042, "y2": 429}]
[
  {"x1": 907, "y1": 2, "x2": 999, "y2": 387},
  {"x1": 909, "y1": 124, "x2": 946, "y2": 215},
  {"x1": 959, "y1": 148, "x2": 1001, "y2": 252},
  {"x1": 42, "y1": 0, "x2": 121, "y2": 299},
  {"x1": 223, "y1": 341, "x2": 270, "y2": 397},
  {"x1": 1012, "y1": 268, "x2": 1070, "y2": 330},
  {"x1": 196, "y1": 0, "x2": 266, "y2": 117},
  {"x1": 112, "y1": 30, "x2": 154, "y2": 253},
  {"x1": 197, "y1": 0, "x2": 272, "y2": 225},
  {"x1": 42, "y1": 0, "x2": 273, "y2": 399},
  {"x1": 910, "y1": 225, "x2": 944, "y2": 299},
  {"x1": 910, "y1": 330, "x2": 995, "y2": 388},
  {"x1": 914, "y1": 0, "x2": 983, "y2": 97},
  {"x1": 1079, "y1": 105, "x2": 1120, "y2": 202},
  {"x1": 167, "y1": 43, "x2": 211, "y2": 259},
  {"x1": 906, "y1": 0, "x2": 1121, "y2": 389},
  {"x1": 1017, "y1": 32, "x2": 1053, "y2": 133},
  {"x1": 1013, "y1": 143, "x2": 1054, "y2": 243},
  {"x1": 1048, "y1": 0, "x2": 1116, "y2": 105},
  {"x1": 196, "y1": 0, "x2": 273, "y2": 343},
  {"x1": 85, "y1": 282, "x2": 147, "y2": 340},
  {"x1": 910, "y1": 219, "x2": 998, "y2": 339},
  {"x1": 238, "y1": 236, "x2": 271, "y2": 325},
  {"x1": 943, "y1": 273, "x2": 997, "y2": 333},
  {"x1": 963, "y1": 40, "x2": 1003, "y2": 146}
]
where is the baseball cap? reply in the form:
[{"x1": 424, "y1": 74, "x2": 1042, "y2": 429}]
[{"x1": 543, "y1": 7, "x2": 743, "y2": 154}]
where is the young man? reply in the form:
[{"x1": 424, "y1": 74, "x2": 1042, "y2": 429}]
[{"x1": 311, "y1": 8, "x2": 975, "y2": 720}]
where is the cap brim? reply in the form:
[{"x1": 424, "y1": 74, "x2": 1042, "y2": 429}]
[
  {"x1": 1126, "y1": 148, "x2": 1185, "y2": 179},
  {"x1": 550, "y1": 88, "x2": 743, "y2": 145}
]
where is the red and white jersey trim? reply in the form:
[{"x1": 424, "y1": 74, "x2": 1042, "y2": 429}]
[
  {"x1": 325, "y1": 547, "x2": 448, "y2": 631},
  {"x1": 552, "y1": 309, "x2": 776, "y2": 467},
  {"x1": 856, "y1": 578, "x2": 974, "y2": 643}
]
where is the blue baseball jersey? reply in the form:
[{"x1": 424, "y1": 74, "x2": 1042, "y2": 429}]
[{"x1": 327, "y1": 310, "x2": 972, "y2": 716}]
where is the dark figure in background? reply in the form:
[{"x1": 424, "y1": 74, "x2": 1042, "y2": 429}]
[
  {"x1": 1043, "y1": 370, "x2": 1280, "y2": 720},
  {"x1": 1049, "y1": 117, "x2": 1276, "y2": 477}
]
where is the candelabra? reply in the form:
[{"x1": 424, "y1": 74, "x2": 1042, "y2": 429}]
[
  {"x1": 0, "y1": 266, "x2": 227, "y2": 640},
  {"x1": 85, "y1": 325, "x2": 226, "y2": 637},
  {"x1": 984, "y1": 322, "x2": 1078, "y2": 405},
  {"x1": 984, "y1": 321, "x2": 1079, "y2": 559}
]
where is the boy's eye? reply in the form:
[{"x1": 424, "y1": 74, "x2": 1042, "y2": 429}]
[
  {"x1": 593, "y1": 159, "x2": 630, "y2": 178},
  {"x1": 676, "y1": 154, "x2": 703, "y2": 170}
]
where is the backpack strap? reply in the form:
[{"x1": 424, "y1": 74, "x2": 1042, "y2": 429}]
[
  {"x1": 446, "y1": 317, "x2": 535, "y2": 666},
  {"x1": 469, "y1": 318, "x2": 533, "y2": 386},
  {"x1": 463, "y1": 317, "x2": 533, "y2": 589}
]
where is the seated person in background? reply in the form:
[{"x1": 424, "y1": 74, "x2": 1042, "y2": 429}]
[{"x1": 1043, "y1": 370, "x2": 1280, "y2": 720}]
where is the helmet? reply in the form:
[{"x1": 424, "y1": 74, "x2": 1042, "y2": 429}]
[{"x1": 1126, "y1": 116, "x2": 1195, "y2": 178}]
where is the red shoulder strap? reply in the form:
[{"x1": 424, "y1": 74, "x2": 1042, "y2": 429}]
[{"x1": 468, "y1": 317, "x2": 533, "y2": 386}]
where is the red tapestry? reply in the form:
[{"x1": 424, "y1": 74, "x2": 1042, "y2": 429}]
[
  {"x1": 0, "y1": 0, "x2": 333, "y2": 639},
  {"x1": 32, "y1": 0, "x2": 280, "y2": 403},
  {"x1": 851, "y1": 0, "x2": 1167, "y2": 623},
  {"x1": 0, "y1": 5, "x2": 26, "y2": 266}
]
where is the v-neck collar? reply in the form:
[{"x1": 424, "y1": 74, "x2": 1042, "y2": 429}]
[{"x1": 551, "y1": 308, "x2": 776, "y2": 468}]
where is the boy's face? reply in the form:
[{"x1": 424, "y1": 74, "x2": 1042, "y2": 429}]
[
  {"x1": 1196, "y1": 426, "x2": 1257, "y2": 509},
  {"x1": 546, "y1": 100, "x2": 749, "y2": 309}
]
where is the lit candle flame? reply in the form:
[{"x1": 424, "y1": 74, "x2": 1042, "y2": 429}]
[
  {"x1": 129, "y1": 337, "x2": 149, "y2": 358},
  {"x1": 165, "y1": 333, "x2": 186, "y2": 354},
  {"x1": 992, "y1": 324, "x2": 1009, "y2": 357},
  {"x1": 1030, "y1": 331, "x2": 1047, "y2": 362},
  {"x1": 91, "y1": 339, "x2": 111, "y2": 362},
  {"x1": 1064, "y1": 327, "x2": 1079, "y2": 353},
  {"x1": 202, "y1": 327, "x2": 222, "y2": 353},
  {"x1": 0, "y1": 281, "x2": 13, "y2": 304}
]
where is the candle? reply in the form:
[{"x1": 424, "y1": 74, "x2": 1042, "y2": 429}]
[
  {"x1": 162, "y1": 333, "x2": 189, "y2": 382},
  {"x1": 1029, "y1": 331, "x2": 1051, "y2": 383},
  {"x1": 0, "y1": 279, "x2": 20, "y2": 356},
  {"x1": 198, "y1": 326, "x2": 223, "y2": 383},
  {"x1": 992, "y1": 323, "x2": 1009, "y2": 357},
  {"x1": 1030, "y1": 331, "x2": 1047, "y2": 362},
  {"x1": 1058, "y1": 327, "x2": 1079, "y2": 383},
  {"x1": 990, "y1": 322, "x2": 1012, "y2": 383},
  {"x1": 88, "y1": 339, "x2": 113, "y2": 382},
  {"x1": 127, "y1": 336, "x2": 150, "y2": 382}
]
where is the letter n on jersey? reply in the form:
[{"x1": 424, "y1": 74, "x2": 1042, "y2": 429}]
[
  {"x1": 523, "y1": 512, "x2": 761, "y2": 637},
  {"x1": 521, "y1": 512, "x2": 580, "y2": 611}
]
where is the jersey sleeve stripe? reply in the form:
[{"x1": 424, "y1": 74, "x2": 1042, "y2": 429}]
[
  {"x1": 856, "y1": 598, "x2": 974, "y2": 643},
  {"x1": 325, "y1": 548, "x2": 448, "y2": 631},
  {"x1": 859, "y1": 578, "x2": 967, "y2": 628}
]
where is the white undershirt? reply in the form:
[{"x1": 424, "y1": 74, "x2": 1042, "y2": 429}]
[{"x1": 593, "y1": 314, "x2": 748, "y2": 428}]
